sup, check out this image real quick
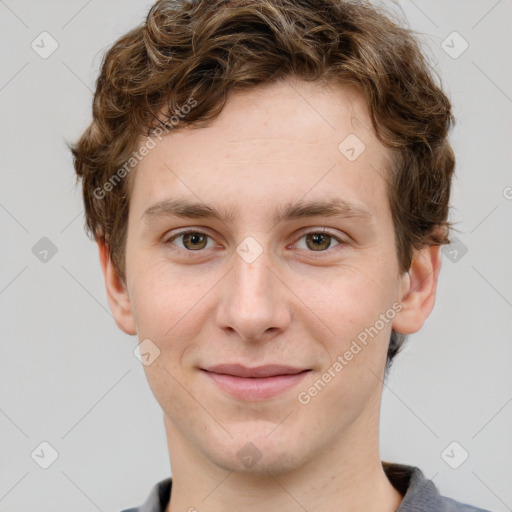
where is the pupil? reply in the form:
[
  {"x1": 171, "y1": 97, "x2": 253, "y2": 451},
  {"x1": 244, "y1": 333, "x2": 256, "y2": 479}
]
[
  {"x1": 185, "y1": 233, "x2": 205, "y2": 250},
  {"x1": 182, "y1": 233, "x2": 332, "y2": 251},
  {"x1": 308, "y1": 233, "x2": 330, "y2": 251}
]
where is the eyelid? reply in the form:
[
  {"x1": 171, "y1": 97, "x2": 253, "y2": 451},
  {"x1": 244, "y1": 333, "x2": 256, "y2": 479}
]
[
  {"x1": 164, "y1": 228, "x2": 219, "y2": 248},
  {"x1": 291, "y1": 227, "x2": 347, "y2": 255},
  {"x1": 164, "y1": 227, "x2": 348, "y2": 254}
]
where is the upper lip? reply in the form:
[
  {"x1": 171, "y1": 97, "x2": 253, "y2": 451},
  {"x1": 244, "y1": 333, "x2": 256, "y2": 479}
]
[{"x1": 202, "y1": 364, "x2": 309, "y2": 378}]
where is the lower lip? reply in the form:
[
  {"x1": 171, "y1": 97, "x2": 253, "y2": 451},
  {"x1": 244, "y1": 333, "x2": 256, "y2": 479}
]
[{"x1": 201, "y1": 370, "x2": 310, "y2": 400}]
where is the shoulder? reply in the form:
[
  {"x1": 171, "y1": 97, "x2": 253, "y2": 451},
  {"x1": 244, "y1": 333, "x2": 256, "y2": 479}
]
[
  {"x1": 383, "y1": 462, "x2": 494, "y2": 512},
  {"x1": 439, "y1": 495, "x2": 493, "y2": 512},
  {"x1": 118, "y1": 477, "x2": 172, "y2": 512}
]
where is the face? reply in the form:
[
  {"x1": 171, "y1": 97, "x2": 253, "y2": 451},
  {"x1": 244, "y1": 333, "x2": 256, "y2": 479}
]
[{"x1": 101, "y1": 78, "x2": 440, "y2": 475}]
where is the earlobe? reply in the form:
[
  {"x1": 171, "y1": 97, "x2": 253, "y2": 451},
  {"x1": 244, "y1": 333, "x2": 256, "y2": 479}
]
[
  {"x1": 97, "y1": 242, "x2": 137, "y2": 336},
  {"x1": 392, "y1": 243, "x2": 443, "y2": 335}
]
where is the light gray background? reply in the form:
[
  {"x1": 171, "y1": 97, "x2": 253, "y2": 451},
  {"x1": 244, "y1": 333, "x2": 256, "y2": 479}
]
[{"x1": 0, "y1": 1, "x2": 511, "y2": 511}]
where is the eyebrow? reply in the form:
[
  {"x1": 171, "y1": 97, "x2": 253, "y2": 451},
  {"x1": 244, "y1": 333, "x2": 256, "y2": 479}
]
[{"x1": 141, "y1": 197, "x2": 373, "y2": 227}]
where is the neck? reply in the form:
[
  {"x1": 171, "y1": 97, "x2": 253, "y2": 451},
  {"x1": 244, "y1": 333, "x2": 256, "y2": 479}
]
[{"x1": 164, "y1": 408, "x2": 403, "y2": 512}]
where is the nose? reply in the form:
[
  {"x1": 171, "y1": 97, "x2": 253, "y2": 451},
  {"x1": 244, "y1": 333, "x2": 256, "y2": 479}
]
[{"x1": 215, "y1": 242, "x2": 292, "y2": 343}]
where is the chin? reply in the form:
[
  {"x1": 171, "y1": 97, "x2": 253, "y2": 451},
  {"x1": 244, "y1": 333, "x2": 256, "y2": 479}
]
[{"x1": 201, "y1": 429, "x2": 310, "y2": 476}]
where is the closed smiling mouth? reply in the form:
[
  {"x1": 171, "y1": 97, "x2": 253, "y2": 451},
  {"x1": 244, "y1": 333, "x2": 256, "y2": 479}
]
[{"x1": 200, "y1": 364, "x2": 311, "y2": 400}]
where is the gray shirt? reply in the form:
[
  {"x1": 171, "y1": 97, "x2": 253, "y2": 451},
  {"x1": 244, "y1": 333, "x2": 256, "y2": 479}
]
[{"x1": 120, "y1": 462, "x2": 493, "y2": 512}]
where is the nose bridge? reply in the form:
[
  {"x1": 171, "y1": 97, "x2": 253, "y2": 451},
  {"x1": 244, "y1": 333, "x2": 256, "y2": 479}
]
[
  {"x1": 216, "y1": 237, "x2": 291, "y2": 341},
  {"x1": 234, "y1": 246, "x2": 273, "y2": 307}
]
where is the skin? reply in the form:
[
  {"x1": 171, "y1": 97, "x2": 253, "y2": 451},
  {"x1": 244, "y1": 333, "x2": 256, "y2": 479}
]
[{"x1": 98, "y1": 78, "x2": 442, "y2": 512}]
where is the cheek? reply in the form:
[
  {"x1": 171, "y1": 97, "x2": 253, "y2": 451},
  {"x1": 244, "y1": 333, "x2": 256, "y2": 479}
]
[
  {"x1": 128, "y1": 256, "x2": 206, "y2": 336},
  {"x1": 292, "y1": 268, "x2": 395, "y2": 424},
  {"x1": 295, "y1": 260, "x2": 397, "y2": 337},
  {"x1": 127, "y1": 257, "x2": 229, "y2": 384},
  {"x1": 128, "y1": 261, "x2": 207, "y2": 408}
]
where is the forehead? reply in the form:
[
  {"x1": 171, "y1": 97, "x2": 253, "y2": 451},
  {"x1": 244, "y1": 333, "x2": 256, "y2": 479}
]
[{"x1": 129, "y1": 79, "x2": 391, "y2": 219}]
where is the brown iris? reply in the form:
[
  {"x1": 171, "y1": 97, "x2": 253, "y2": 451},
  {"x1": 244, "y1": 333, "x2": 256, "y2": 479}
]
[
  {"x1": 305, "y1": 232, "x2": 332, "y2": 251},
  {"x1": 182, "y1": 232, "x2": 208, "y2": 250},
  {"x1": 178, "y1": 231, "x2": 334, "y2": 252}
]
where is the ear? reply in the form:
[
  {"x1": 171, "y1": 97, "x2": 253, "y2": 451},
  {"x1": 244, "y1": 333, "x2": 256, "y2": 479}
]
[
  {"x1": 392, "y1": 243, "x2": 443, "y2": 335},
  {"x1": 97, "y1": 241, "x2": 137, "y2": 335}
]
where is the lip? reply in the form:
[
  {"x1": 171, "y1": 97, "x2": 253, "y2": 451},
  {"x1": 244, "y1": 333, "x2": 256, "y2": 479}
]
[
  {"x1": 201, "y1": 364, "x2": 311, "y2": 400},
  {"x1": 204, "y1": 364, "x2": 307, "y2": 378}
]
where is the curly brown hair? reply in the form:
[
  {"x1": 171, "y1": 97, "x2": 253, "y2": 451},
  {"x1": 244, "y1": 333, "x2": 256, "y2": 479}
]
[{"x1": 68, "y1": 0, "x2": 455, "y2": 369}]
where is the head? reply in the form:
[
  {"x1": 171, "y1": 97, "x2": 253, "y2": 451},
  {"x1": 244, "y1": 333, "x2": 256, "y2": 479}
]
[{"x1": 70, "y1": 0, "x2": 455, "y2": 474}]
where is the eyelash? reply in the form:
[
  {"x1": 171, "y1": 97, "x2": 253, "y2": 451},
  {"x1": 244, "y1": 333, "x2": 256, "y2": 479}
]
[{"x1": 163, "y1": 228, "x2": 347, "y2": 257}]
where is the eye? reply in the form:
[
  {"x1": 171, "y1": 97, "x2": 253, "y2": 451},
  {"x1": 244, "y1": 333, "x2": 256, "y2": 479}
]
[
  {"x1": 166, "y1": 230, "x2": 216, "y2": 251},
  {"x1": 294, "y1": 230, "x2": 343, "y2": 252},
  {"x1": 164, "y1": 228, "x2": 345, "y2": 254}
]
